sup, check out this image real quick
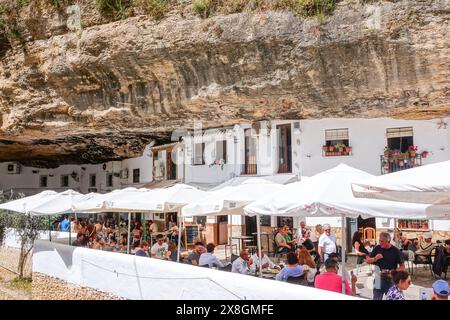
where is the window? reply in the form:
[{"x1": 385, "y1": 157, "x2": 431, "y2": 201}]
[
  {"x1": 39, "y1": 175, "x2": 48, "y2": 188},
  {"x1": 133, "y1": 169, "x2": 140, "y2": 183},
  {"x1": 193, "y1": 142, "x2": 205, "y2": 165},
  {"x1": 60, "y1": 175, "x2": 69, "y2": 187},
  {"x1": 325, "y1": 128, "x2": 349, "y2": 147},
  {"x1": 89, "y1": 174, "x2": 96, "y2": 187},
  {"x1": 215, "y1": 140, "x2": 227, "y2": 163},
  {"x1": 261, "y1": 215, "x2": 271, "y2": 227},
  {"x1": 106, "y1": 173, "x2": 113, "y2": 187},
  {"x1": 277, "y1": 216, "x2": 293, "y2": 228},
  {"x1": 387, "y1": 127, "x2": 413, "y2": 153},
  {"x1": 397, "y1": 219, "x2": 429, "y2": 230}
]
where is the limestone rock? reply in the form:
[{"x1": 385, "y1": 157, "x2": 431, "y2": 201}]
[{"x1": 0, "y1": 0, "x2": 449, "y2": 166}]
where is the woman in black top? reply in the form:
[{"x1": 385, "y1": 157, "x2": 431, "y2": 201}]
[
  {"x1": 352, "y1": 231, "x2": 369, "y2": 264},
  {"x1": 300, "y1": 229, "x2": 316, "y2": 254}
]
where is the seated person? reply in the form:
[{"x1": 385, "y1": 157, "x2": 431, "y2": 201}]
[
  {"x1": 104, "y1": 237, "x2": 118, "y2": 252},
  {"x1": 186, "y1": 242, "x2": 204, "y2": 266},
  {"x1": 231, "y1": 249, "x2": 253, "y2": 275},
  {"x1": 275, "y1": 252, "x2": 304, "y2": 282},
  {"x1": 315, "y1": 258, "x2": 357, "y2": 296},
  {"x1": 250, "y1": 250, "x2": 280, "y2": 273},
  {"x1": 299, "y1": 229, "x2": 316, "y2": 254},
  {"x1": 283, "y1": 225, "x2": 297, "y2": 247},
  {"x1": 414, "y1": 232, "x2": 436, "y2": 262},
  {"x1": 72, "y1": 233, "x2": 86, "y2": 247},
  {"x1": 275, "y1": 228, "x2": 292, "y2": 254},
  {"x1": 150, "y1": 234, "x2": 169, "y2": 259},
  {"x1": 199, "y1": 243, "x2": 229, "y2": 268},
  {"x1": 167, "y1": 241, "x2": 178, "y2": 262},
  {"x1": 297, "y1": 246, "x2": 317, "y2": 285},
  {"x1": 431, "y1": 279, "x2": 449, "y2": 300},
  {"x1": 135, "y1": 241, "x2": 149, "y2": 257}
]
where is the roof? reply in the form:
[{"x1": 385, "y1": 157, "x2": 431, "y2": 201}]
[
  {"x1": 150, "y1": 142, "x2": 179, "y2": 152},
  {"x1": 141, "y1": 179, "x2": 180, "y2": 189}
]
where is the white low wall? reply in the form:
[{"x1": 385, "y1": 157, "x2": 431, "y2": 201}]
[
  {"x1": 33, "y1": 241, "x2": 360, "y2": 300},
  {"x1": 3, "y1": 228, "x2": 77, "y2": 249}
]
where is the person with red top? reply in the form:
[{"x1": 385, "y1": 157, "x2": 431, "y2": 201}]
[{"x1": 315, "y1": 258, "x2": 357, "y2": 295}]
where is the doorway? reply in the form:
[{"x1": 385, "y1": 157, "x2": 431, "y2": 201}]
[
  {"x1": 245, "y1": 216, "x2": 257, "y2": 237},
  {"x1": 277, "y1": 124, "x2": 292, "y2": 173},
  {"x1": 217, "y1": 215, "x2": 228, "y2": 245},
  {"x1": 243, "y1": 128, "x2": 257, "y2": 174}
]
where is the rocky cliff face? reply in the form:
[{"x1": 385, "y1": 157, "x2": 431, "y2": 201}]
[{"x1": 0, "y1": 0, "x2": 449, "y2": 167}]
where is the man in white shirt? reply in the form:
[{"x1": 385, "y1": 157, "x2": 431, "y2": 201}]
[
  {"x1": 150, "y1": 234, "x2": 169, "y2": 259},
  {"x1": 318, "y1": 224, "x2": 337, "y2": 262},
  {"x1": 232, "y1": 249, "x2": 253, "y2": 275},
  {"x1": 250, "y1": 250, "x2": 280, "y2": 273},
  {"x1": 199, "y1": 243, "x2": 228, "y2": 268},
  {"x1": 294, "y1": 221, "x2": 307, "y2": 241}
]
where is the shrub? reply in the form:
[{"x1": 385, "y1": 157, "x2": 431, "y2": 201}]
[
  {"x1": 96, "y1": 0, "x2": 130, "y2": 19},
  {"x1": 145, "y1": 0, "x2": 167, "y2": 20},
  {"x1": 276, "y1": 0, "x2": 337, "y2": 18},
  {"x1": 193, "y1": 0, "x2": 210, "y2": 14},
  {"x1": 16, "y1": 0, "x2": 31, "y2": 7}
]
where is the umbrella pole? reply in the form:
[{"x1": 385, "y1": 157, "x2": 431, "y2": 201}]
[
  {"x1": 143, "y1": 212, "x2": 147, "y2": 241},
  {"x1": 177, "y1": 210, "x2": 182, "y2": 262},
  {"x1": 341, "y1": 214, "x2": 346, "y2": 294},
  {"x1": 48, "y1": 216, "x2": 52, "y2": 242},
  {"x1": 127, "y1": 212, "x2": 131, "y2": 254},
  {"x1": 256, "y1": 214, "x2": 263, "y2": 278},
  {"x1": 68, "y1": 213, "x2": 71, "y2": 246}
]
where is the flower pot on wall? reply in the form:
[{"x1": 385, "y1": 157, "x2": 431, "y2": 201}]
[
  {"x1": 329, "y1": 146, "x2": 334, "y2": 152},
  {"x1": 338, "y1": 147, "x2": 343, "y2": 153},
  {"x1": 345, "y1": 147, "x2": 351, "y2": 153}
]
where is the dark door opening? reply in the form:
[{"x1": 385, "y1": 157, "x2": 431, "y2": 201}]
[
  {"x1": 243, "y1": 128, "x2": 257, "y2": 174},
  {"x1": 245, "y1": 216, "x2": 257, "y2": 237},
  {"x1": 277, "y1": 124, "x2": 292, "y2": 173}
]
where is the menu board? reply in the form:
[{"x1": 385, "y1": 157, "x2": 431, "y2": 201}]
[{"x1": 184, "y1": 225, "x2": 200, "y2": 248}]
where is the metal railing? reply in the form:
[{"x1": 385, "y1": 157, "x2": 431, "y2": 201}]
[{"x1": 380, "y1": 154, "x2": 422, "y2": 175}]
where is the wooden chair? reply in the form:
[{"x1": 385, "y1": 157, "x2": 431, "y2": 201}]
[{"x1": 363, "y1": 227, "x2": 376, "y2": 245}]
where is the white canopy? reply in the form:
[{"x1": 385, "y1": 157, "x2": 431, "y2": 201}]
[
  {"x1": 181, "y1": 178, "x2": 286, "y2": 217},
  {"x1": 0, "y1": 190, "x2": 58, "y2": 214},
  {"x1": 351, "y1": 160, "x2": 450, "y2": 205},
  {"x1": 72, "y1": 188, "x2": 153, "y2": 213},
  {"x1": 126, "y1": 184, "x2": 206, "y2": 212},
  {"x1": 244, "y1": 164, "x2": 430, "y2": 219},
  {"x1": 210, "y1": 174, "x2": 300, "y2": 191},
  {"x1": 28, "y1": 190, "x2": 86, "y2": 215},
  {"x1": 73, "y1": 184, "x2": 207, "y2": 213}
]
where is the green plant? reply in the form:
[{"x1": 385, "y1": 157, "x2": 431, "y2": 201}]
[
  {"x1": 145, "y1": 0, "x2": 167, "y2": 20},
  {"x1": 193, "y1": 0, "x2": 210, "y2": 14},
  {"x1": 10, "y1": 276, "x2": 32, "y2": 293},
  {"x1": 96, "y1": 0, "x2": 130, "y2": 19},
  {"x1": 16, "y1": 0, "x2": 31, "y2": 7}
]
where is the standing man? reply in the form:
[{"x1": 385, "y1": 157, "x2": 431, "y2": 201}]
[
  {"x1": 231, "y1": 249, "x2": 253, "y2": 275},
  {"x1": 318, "y1": 224, "x2": 336, "y2": 263},
  {"x1": 366, "y1": 232, "x2": 405, "y2": 300},
  {"x1": 60, "y1": 215, "x2": 70, "y2": 232}
]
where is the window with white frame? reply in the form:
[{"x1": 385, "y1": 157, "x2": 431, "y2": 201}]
[
  {"x1": 215, "y1": 140, "x2": 227, "y2": 163},
  {"x1": 193, "y1": 142, "x2": 205, "y2": 165},
  {"x1": 386, "y1": 127, "x2": 413, "y2": 153},
  {"x1": 325, "y1": 128, "x2": 349, "y2": 147}
]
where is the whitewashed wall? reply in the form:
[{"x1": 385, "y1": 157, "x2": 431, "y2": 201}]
[
  {"x1": 298, "y1": 117, "x2": 450, "y2": 177},
  {"x1": 0, "y1": 144, "x2": 154, "y2": 194},
  {"x1": 33, "y1": 240, "x2": 359, "y2": 300}
]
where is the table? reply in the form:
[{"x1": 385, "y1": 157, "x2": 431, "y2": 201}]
[
  {"x1": 252, "y1": 232, "x2": 271, "y2": 255},
  {"x1": 230, "y1": 236, "x2": 254, "y2": 252}
]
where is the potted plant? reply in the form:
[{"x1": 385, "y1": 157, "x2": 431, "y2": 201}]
[
  {"x1": 329, "y1": 145, "x2": 334, "y2": 152},
  {"x1": 345, "y1": 146, "x2": 351, "y2": 154},
  {"x1": 408, "y1": 145, "x2": 418, "y2": 158},
  {"x1": 322, "y1": 145, "x2": 328, "y2": 152}
]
